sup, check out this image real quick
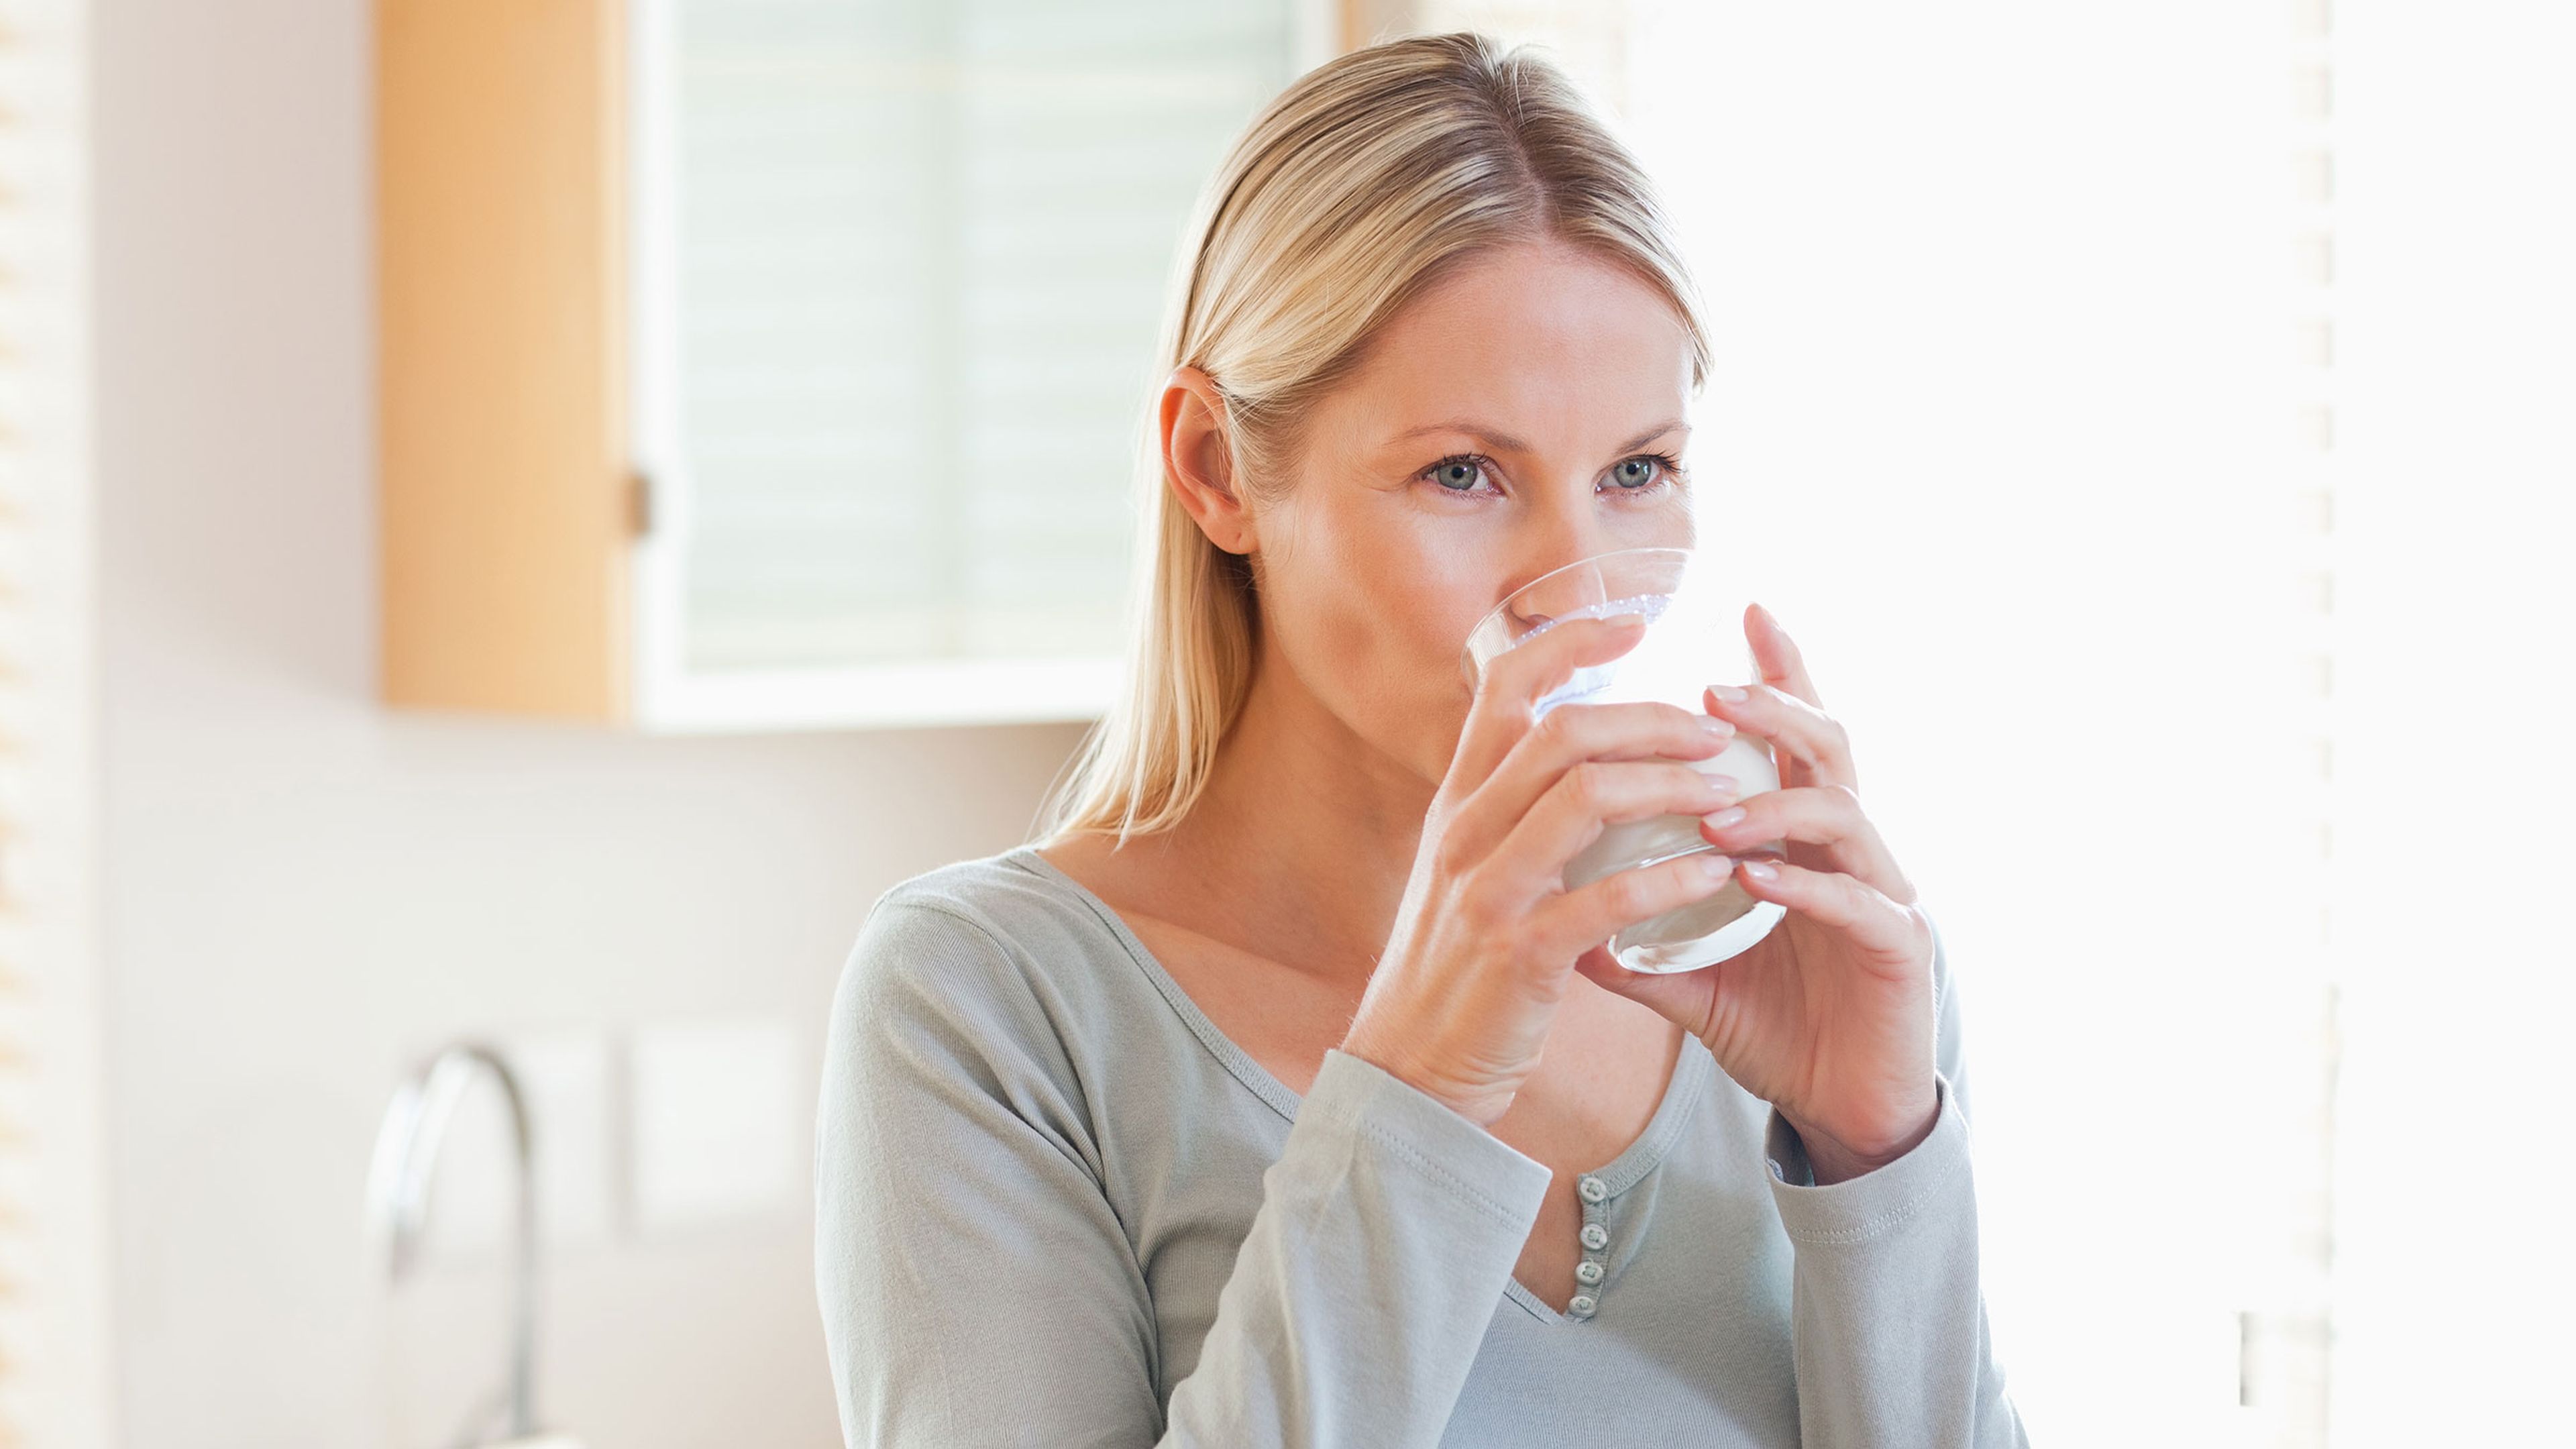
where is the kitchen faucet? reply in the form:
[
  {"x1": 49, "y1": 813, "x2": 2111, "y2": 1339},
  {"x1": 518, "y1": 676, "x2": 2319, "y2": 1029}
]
[{"x1": 365, "y1": 1041, "x2": 540, "y2": 1446}]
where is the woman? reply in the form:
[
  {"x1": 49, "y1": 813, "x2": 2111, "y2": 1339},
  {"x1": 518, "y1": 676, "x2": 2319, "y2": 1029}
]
[{"x1": 818, "y1": 32, "x2": 2027, "y2": 1448}]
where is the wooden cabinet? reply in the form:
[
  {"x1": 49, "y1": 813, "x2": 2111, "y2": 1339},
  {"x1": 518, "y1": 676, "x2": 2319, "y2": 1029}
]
[{"x1": 378, "y1": 0, "x2": 1320, "y2": 729}]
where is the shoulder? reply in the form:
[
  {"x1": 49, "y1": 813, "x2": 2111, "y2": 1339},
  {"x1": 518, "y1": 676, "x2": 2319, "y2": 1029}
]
[
  {"x1": 851, "y1": 847, "x2": 1127, "y2": 987},
  {"x1": 821, "y1": 853, "x2": 1155, "y2": 1226},
  {"x1": 831, "y1": 847, "x2": 1141, "y2": 1077}
]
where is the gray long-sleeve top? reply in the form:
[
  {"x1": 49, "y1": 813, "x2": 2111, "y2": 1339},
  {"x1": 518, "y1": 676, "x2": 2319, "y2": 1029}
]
[{"x1": 816, "y1": 844, "x2": 2030, "y2": 1446}]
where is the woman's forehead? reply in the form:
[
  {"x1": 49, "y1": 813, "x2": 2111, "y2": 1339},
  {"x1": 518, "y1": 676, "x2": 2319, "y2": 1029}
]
[{"x1": 1338, "y1": 245, "x2": 1695, "y2": 451}]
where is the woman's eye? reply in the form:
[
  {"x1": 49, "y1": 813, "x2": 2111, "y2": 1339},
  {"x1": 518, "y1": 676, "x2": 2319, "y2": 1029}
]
[
  {"x1": 1427, "y1": 458, "x2": 1488, "y2": 492},
  {"x1": 1611, "y1": 456, "x2": 1664, "y2": 489}
]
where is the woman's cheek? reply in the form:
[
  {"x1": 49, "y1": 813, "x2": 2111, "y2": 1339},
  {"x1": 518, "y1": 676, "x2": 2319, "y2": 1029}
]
[
  {"x1": 1318, "y1": 591, "x2": 1396, "y2": 699},
  {"x1": 1395, "y1": 603, "x2": 1483, "y2": 777}
]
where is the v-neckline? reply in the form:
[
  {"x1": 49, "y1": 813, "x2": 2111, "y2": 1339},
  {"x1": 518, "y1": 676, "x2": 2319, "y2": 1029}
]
[{"x1": 1004, "y1": 842, "x2": 1714, "y2": 1324}]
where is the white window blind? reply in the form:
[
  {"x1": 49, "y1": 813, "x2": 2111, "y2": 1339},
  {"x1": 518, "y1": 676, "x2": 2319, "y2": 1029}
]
[
  {"x1": 2323, "y1": 3, "x2": 2576, "y2": 1444},
  {"x1": 0, "y1": 1, "x2": 112, "y2": 1444},
  {"x1": 658, "y1": 0, "x2": 1300, "y2": 675}
]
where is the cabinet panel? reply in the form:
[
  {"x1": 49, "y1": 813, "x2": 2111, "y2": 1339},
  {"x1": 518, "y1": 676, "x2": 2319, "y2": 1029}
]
[{"x1": 380, "y1": 0, "x2": 631, "y2": 720}]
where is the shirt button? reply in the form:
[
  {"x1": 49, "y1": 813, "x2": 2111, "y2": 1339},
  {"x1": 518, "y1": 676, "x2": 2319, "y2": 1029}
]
[
  {"x1": 1569, "y1": 1294, "x2": 1597, "y2": 1317},
  {"x1": 1580, "y1": 1223, "x2": 1609, "y2": 1251},
  {"x1": 1577, "y1": 1175, "x2": 1608, "y2": 1204},
  {"x1": 1576, "y1": 1260, "x2": 1605, "y2": 1286}
]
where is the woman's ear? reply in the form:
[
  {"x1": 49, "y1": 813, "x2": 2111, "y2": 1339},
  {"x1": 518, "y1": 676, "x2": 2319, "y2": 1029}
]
[{"x1": 1161, "y1": 366, "x2": 1257, "y2": 555}]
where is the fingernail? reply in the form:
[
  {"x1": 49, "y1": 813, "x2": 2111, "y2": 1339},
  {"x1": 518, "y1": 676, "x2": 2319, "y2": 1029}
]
[
  {"x1": 1697, "y1": 714, "x2": 1734, "y2": 736},
  {"x1": 1707, "y1": 683, "x2": 1749, "y2": 704},
  {"x1": 1693, "y1": 853, "x2": 1735, "y2": 881},
  {"x1": 1701, "y1": 805, "x2": 1747, "y2": 829},
  {"x1": 1740, "y1": 857, "x2": 1779, "y2": 883}
]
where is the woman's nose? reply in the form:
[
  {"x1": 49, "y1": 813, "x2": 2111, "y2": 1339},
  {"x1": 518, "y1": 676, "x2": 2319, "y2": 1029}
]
[{"x1": 1504, "y1": 533, "x2": 1621, "y2": 627}]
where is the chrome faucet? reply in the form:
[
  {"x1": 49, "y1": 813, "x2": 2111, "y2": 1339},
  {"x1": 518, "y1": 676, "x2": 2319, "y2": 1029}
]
[{"x1": 366, "y1": 1042, "x2": 539, "y2": 1445}]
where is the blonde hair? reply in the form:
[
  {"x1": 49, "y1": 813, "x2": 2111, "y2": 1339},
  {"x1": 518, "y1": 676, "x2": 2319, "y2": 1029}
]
[{"x1": 1035, "y1": 32, "x2": 1711, "y2": 846}]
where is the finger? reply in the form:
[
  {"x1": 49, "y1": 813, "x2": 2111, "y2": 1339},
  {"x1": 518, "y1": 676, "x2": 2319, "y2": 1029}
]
[
  {"x1": 1573, "y1": 944, "x2": 1719, "y2": 1041},
  {"x1": 1703, "y1": 681, "x2": 1859, "y2": 792},
  {"x1": 1487, "y1": 757, "x2": 1739, "y2": 894},
  {"x1": 1443, "y1": 700, "x2": 1735, "y2": 866},
  {"x1": 1746, "y1": 602, "x2": 1823, "y2": 708},
  {"x1": 1447, "y1": 614, "x2": 1650, "y2": 801},
  {"x1": 1698, "y1": 784, "x2": 1915, "y2": 904},
  {"x1": 1730, "y1": 856, "x2": 1925, "y2": 968},
  {"x1": 1530, "y1": 851, "x2": 1737, "y2": 961}
]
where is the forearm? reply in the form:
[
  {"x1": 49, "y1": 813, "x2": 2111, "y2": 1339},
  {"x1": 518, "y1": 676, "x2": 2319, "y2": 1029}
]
[
  {"x1": 1766, "y1": 1074, "x2": 2030, "y2": 1448},
  {"x1": 1160, "y1": 1049, "x2": 1552, "y2": 1446}
]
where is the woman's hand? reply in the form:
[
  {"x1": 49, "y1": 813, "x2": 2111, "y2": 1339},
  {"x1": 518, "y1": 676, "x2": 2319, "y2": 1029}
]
[
  {"x1": 1575, "y1": 602, "x2": 1940, "y2": 1184},
  {"x1": 1342, "y1": 612, "x2": 1750, "y2": 1128}
]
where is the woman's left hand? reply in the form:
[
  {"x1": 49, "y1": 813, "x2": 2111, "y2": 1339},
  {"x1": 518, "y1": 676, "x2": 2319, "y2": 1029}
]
[{"x1": 1574, "y1": 602, "x2": 1939, "y2": 1185}]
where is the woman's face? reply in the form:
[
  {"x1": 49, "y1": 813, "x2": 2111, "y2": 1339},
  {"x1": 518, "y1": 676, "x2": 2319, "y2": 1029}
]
[{"x1": 1246, "y1": 240, "x2": 1699, "y2": 786}]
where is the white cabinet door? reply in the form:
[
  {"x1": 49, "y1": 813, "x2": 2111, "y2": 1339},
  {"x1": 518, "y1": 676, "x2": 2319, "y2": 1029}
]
[{"x1": 627, "y1": 0, "x2": 1309, "y2": 729}]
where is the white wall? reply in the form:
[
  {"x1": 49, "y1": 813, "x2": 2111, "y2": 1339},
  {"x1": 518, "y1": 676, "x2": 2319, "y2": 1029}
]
[{"x1": 89, "y1": 2, "x2": 1086, "y2": 1443}]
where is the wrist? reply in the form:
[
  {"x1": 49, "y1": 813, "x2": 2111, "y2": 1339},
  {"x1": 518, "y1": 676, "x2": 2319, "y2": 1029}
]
[
  {"x1": 1781, "y1": 1089, "x2": 1938, "y2": 1185},
  {"x1": 1338, "y1": 1020, "x2": 1516, "y2": 1129}
]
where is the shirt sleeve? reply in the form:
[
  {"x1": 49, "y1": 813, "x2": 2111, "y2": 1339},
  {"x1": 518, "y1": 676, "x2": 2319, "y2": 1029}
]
[
  {"x1": 1759, "y1": 912, "x2": 2033, "y2": 1448},
  {"x1": 814, "y1": 896, "x2": 1553, "y2": 1449}
]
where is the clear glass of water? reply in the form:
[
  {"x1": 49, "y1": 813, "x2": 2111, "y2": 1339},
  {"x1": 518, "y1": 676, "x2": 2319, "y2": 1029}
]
[{"x1": 1459, "y1": 546, "x2": 1788, "y2": 973}]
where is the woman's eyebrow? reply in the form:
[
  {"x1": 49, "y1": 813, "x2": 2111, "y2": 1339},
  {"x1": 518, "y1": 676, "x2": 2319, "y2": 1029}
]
[
  {"x1": 1391, "y1": 420, "x2": 1535, "y2": 453},
  {"x1": 1614, "y1": 420, "x2": 1690, "y2": 452},
  {"x1": 1388, "y1": 419, "x2": 1690, "y2": 454}
]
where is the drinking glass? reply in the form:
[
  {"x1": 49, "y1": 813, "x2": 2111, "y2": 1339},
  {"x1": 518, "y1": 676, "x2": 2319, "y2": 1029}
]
[{"x1": 1459, "y1": 546, "x2": 1788, "y2": 973}]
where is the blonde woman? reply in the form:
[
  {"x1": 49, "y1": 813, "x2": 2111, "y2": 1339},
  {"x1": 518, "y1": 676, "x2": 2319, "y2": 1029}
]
[{"x1": 818, "y1": 33, "x2": 2027, "y2": 1448}]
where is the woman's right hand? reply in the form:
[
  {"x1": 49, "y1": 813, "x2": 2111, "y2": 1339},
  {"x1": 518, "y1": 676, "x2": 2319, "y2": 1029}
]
[{"x1": 1340, "y1": 612, "x2": 1749, "y2": 1128}]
